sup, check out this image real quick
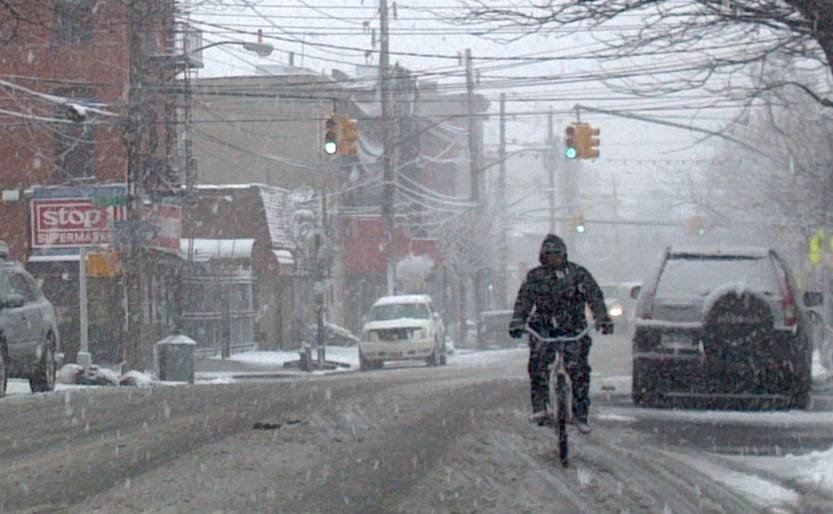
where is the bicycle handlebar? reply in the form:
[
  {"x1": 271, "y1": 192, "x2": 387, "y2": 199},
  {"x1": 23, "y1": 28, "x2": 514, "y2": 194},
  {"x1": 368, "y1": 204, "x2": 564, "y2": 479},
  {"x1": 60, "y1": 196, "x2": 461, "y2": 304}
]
[{"x1": 524, "y1": 324, "x2": 595, "y2": 343}]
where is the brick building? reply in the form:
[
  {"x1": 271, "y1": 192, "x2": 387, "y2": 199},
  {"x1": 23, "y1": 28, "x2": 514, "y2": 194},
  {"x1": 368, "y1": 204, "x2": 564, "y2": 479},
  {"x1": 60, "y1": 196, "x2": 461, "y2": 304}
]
[{"x1": 0, "y1": 1, "x2": 180, "y2": 367}]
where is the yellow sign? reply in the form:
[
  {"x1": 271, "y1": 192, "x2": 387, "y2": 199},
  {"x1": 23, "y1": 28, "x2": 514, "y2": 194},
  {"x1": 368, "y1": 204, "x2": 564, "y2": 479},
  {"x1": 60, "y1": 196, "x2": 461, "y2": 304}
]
[
  {"x1": 809, "y1": 229, "x2": 824, "y2": 266},
  {"x1": 87, "y1": 250, "x2": 122, "y2": 278}
]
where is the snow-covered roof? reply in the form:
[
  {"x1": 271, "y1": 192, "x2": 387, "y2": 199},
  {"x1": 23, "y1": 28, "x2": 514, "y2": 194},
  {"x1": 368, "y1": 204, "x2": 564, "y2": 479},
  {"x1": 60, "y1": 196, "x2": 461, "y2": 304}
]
[
  {"x1": 273, "y1": 249, "x2": 295, "y2": 266},
  {"x1": 667, "y1": 246, "x2": 771, "y2": 258},
  {"x1": 179, "y1": 239, "x2": 255, "y2": 261},
  {"x1": 373, "y1": 294, "x2": 433, "y2": 306}
]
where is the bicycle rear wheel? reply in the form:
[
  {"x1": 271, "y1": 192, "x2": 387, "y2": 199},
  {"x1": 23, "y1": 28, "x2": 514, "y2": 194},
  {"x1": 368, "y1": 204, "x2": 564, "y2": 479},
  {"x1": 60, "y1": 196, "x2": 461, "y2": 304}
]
[{"x1": 555, "y1": 372, "x2": 569, "y2": 467}]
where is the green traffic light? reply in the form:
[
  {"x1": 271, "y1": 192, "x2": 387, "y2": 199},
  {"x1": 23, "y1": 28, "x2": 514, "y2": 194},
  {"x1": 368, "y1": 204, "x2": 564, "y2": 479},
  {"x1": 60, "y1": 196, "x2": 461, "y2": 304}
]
[
  {"x1": 565, "y1": 147, "x2": 577, "y2": 159},
  {"x1": 576, "y1": 224, "x2": 585, "y2": 233}
]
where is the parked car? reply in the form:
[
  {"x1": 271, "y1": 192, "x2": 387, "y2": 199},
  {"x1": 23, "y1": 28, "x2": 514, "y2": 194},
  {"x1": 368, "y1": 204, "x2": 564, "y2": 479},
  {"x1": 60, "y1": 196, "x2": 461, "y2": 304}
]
[
  {"x1": 631, "y1": 246, "x2": 816, "y2": 409},
  {"x1": 599, "y1": 282, "x2": 641, "y2": 335},
  {"x1": 359, "y1": 294, "x2": 446, "y2": 370},
  {"x1": 478, "y1": 309, "x2": 516, "y2": 349},
  {"x1": 0, "y1": 243, "x2": 61, "y2": 396}
]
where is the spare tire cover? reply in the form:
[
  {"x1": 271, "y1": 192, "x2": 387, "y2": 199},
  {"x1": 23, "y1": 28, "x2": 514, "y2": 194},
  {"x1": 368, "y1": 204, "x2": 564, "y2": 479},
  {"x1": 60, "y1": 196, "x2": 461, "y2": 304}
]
[{"x1": 703, "y1": 291, "x2": 774, "y2": 391}]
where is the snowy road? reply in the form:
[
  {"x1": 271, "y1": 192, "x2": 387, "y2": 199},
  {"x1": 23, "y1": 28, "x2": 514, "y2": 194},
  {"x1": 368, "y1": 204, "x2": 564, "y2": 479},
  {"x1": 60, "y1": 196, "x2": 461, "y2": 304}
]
[{"x1": 1, "y1": 334, "x2": 832, "y2": 513}]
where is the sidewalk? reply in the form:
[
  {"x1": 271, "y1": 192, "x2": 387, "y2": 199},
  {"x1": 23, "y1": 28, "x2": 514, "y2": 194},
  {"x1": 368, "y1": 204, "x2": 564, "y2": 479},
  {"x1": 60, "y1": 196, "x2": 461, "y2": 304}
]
[{"x1": 195, "y1": 346, "x2": 359, "y2": 382}]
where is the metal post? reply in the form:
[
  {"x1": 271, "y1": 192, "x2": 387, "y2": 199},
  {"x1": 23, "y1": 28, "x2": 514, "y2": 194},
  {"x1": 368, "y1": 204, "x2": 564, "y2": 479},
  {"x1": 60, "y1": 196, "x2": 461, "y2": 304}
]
[
  {"x1": 78, "y1": 247, "x2": 91, "y2": 369},
  {"x1": 221, "y1": 271, "x2": 230, "y2": 359},
  {"x1": 315, "y1": 188, "x2": 326, "y2": 367},
  {"x1": 315, "y1": 231, "x2": 325, "y2": 368}
]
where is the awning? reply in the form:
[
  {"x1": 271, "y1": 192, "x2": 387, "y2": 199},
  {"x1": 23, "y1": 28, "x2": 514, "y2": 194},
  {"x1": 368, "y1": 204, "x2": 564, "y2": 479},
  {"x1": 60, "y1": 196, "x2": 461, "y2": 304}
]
[
  {"x1": 179, "y1": 238, "x2": 255, "y2": 261},
  {"x1": 27, "y1": 254, "x2": 81, "y2": 263}
]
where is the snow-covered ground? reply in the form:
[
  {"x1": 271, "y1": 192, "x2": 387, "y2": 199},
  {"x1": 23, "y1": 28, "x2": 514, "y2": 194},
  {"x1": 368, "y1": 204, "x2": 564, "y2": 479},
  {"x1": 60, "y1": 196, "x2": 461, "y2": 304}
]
[{"x1": 5, "y1": 346, "x2": 832, "y2": 502}]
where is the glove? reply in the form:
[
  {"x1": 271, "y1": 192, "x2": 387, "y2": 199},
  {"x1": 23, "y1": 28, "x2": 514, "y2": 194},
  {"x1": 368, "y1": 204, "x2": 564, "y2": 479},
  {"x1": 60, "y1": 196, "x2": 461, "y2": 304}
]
[
  {"x1": 509, "y1": 323, "x2": 525, "y2": 339},
  {"x1": 598, "y1": 318, "x2": 614, "y2": 335}
]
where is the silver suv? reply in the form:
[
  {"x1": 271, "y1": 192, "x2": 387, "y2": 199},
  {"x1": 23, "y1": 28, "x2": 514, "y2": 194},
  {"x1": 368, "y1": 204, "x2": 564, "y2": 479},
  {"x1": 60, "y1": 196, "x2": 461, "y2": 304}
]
[
  {"x1": 0, "y1": 245, "x2": 61, "y2": 396},
  {"x1": 632, "y1": 246, "x2": 816, "y2": 409}
]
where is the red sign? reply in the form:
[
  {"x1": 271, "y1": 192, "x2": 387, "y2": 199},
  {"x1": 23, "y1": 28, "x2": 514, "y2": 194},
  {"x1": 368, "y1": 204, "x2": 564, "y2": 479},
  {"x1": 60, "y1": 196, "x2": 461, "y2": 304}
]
[
  {"x1": 338, "y1": 216, "x2": 440, "y2": 274},
  {"x1": 31, "y1": 199, "x2": 126, "y2": 248},
  {"x1": 141, "y1": 203, "x2": 181, "y2": 251}
]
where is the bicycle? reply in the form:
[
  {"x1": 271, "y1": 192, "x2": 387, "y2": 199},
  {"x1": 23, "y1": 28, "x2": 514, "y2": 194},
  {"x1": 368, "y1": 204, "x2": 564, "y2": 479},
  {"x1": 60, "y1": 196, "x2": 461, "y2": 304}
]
[{"x1": 525, "y1": 323, "x2": 595, "y2": 468}]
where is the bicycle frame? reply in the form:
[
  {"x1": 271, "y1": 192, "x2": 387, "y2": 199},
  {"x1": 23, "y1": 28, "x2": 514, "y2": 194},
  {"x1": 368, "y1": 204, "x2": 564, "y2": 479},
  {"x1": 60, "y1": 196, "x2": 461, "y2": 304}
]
[{"x1": 525, "y1": 324, "x2": 594, "y2": 468}]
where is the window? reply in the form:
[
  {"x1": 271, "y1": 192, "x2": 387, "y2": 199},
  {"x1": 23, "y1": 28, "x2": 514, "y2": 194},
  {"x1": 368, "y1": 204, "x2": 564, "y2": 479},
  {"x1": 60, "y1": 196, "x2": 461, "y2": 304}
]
[
  {"x1": 9, "y1": 272, "x2": 36, "y2": 303},
  {"x1": 656, "y1": 256, "x2": 779, "y2": 297},
  {"x1": 53, "y1": 0, "x2": 93, "y2": 45},
  {"x1": 0, "y1": 273, "x2": 12, "y2": 301},
  {"x1": 52, "y1": 86, "x2": 96, "y2": 179},
  {"x1": 369, "y1": 302, "x2": 431, "y2": 321}
]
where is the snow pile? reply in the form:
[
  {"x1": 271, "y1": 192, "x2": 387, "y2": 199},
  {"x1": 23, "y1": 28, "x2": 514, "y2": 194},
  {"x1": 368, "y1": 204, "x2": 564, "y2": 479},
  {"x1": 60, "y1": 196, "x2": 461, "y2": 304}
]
[
  {"x1": 787, "y1": 446, "x2": 833, "y2": 491},
  {"x1": 812, "y1": 350, "x2": 832, "y2": 383},
  {"x1": 679, "y1": 454, "x2": 800, "y2": 508},
  {"x1": 226, "y1": 346, "x2": 360, "y2": 371},
  {"x1": 57, "y1": 364, "x2": 152, "y2": 387}
]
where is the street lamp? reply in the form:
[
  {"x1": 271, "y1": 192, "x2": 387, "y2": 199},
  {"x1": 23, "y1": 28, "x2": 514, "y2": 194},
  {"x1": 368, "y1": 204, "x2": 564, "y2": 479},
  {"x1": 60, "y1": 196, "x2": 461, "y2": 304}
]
[{"x1": 191, "y1": 40, "x2": 274, "y2": 58}]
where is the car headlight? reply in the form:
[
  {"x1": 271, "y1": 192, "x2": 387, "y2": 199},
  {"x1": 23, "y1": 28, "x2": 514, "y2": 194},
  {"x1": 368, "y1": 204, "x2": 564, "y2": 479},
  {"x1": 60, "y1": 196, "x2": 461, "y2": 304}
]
[{"x1": 609, "y1": 306, "x2": 623, "y2": 317}]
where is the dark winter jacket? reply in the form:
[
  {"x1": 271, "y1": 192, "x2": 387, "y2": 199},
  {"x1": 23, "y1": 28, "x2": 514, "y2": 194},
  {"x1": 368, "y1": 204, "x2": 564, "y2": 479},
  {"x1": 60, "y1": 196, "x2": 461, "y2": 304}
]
[{"x1": 509, "y1": 237, "x2": 609, "y2": 336}]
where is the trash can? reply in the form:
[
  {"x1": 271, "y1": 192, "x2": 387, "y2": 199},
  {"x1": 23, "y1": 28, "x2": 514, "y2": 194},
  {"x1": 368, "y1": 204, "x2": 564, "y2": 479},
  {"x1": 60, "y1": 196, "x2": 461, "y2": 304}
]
[{"x1": 154, "y1": 335, "x2": 196, "y2": 383}]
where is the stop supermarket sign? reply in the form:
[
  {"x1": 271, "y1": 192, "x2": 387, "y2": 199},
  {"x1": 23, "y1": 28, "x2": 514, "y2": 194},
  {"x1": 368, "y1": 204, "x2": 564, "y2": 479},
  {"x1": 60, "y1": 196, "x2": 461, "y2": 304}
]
[{"x1": 31, "y1": 198, "x2": 126, "y2": 248}]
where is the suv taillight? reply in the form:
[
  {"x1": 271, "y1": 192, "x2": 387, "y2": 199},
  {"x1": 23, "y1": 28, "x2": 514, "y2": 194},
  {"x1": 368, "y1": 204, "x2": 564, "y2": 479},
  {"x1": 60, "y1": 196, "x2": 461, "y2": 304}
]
[
  {"x1": 782, "y1": 289, "x2": 797, "y2": 328},
  {"x1": 635, "y1": 290, "x2": 654, "y2": 320},
  {"x1": 776, "y1": 271, "x2": 797, "y2": 328}
]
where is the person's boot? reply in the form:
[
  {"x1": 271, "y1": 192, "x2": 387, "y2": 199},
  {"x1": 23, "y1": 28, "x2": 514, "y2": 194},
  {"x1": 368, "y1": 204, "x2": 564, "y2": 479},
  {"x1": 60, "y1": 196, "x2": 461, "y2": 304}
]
[
  {"x1": 576, "y1": 416, "x2": 591, "y2": 434},
  {"x1": 528, "y1": 411, "x2": 551, "y2": 426}
]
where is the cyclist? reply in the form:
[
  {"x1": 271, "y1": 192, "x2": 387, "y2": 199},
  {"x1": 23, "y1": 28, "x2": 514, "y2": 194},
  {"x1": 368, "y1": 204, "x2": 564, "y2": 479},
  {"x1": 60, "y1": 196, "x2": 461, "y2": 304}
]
[{"x1": 508, "y1": 234, "x2": 613, "y2": 434}]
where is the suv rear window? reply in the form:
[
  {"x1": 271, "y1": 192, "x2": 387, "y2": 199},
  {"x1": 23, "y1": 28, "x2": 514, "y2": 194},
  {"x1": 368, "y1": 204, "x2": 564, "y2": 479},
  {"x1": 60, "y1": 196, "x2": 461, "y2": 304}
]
[
  {"x1": 656, "y1": 255, "x2": 779, "y2": 297},
  {"x1": 369, "y1": 303, "x2": 431, "y2": 321}
]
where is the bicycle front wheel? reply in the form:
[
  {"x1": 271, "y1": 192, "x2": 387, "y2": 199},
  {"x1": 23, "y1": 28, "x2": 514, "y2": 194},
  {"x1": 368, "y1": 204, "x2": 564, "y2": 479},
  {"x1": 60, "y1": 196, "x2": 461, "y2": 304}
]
[{"x1": 555, "y1": 372, "x2": 569, "y2": 467}]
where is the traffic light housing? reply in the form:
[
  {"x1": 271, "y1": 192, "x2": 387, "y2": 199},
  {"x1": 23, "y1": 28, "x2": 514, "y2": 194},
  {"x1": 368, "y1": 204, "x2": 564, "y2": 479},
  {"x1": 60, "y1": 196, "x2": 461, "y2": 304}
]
[
  {"x1": 577, "y1": 123, "x2": 600, "y2": 159},
  {"x1": 324, "y1": 116, "x2": 338, "y2": 155},
  {"x1": 565, "y1": 122, "x2": 600, "y2": 160},
  {"x1": 338, "y1": 117, "x2": 358, "y2": 156},
  {"x1": 564, "y1": 124, "x2": 578, "y2": 160}
]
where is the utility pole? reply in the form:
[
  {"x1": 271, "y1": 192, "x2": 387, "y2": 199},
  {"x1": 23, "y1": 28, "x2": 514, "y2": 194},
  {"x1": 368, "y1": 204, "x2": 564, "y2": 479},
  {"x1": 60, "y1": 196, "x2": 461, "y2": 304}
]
[
  {"x1": 466, "y1": 49, "x2": 480, "y2": 204},
  {"x1": 495, "y1": 93, "x2": 508, "y2": 309},
  {"x1": 379, "y1": 0, "x2": 396, "y2": 296},
  {"x1": 547, "y1": 108, "x2": 556, "y2": 233},
  {"x1": 123, "y1": 1, "x2": 145, "y2": 370},
  {"x1": 466, "y1": 48, "x2": 485, "y2": 345}
]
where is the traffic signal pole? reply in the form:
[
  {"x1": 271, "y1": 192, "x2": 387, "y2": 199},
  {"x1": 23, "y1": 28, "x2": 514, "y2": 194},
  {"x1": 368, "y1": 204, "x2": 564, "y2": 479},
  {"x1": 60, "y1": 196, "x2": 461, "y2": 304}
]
[{"x1": 547, "y1": 109, "x2": 556, "y2": 233}]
